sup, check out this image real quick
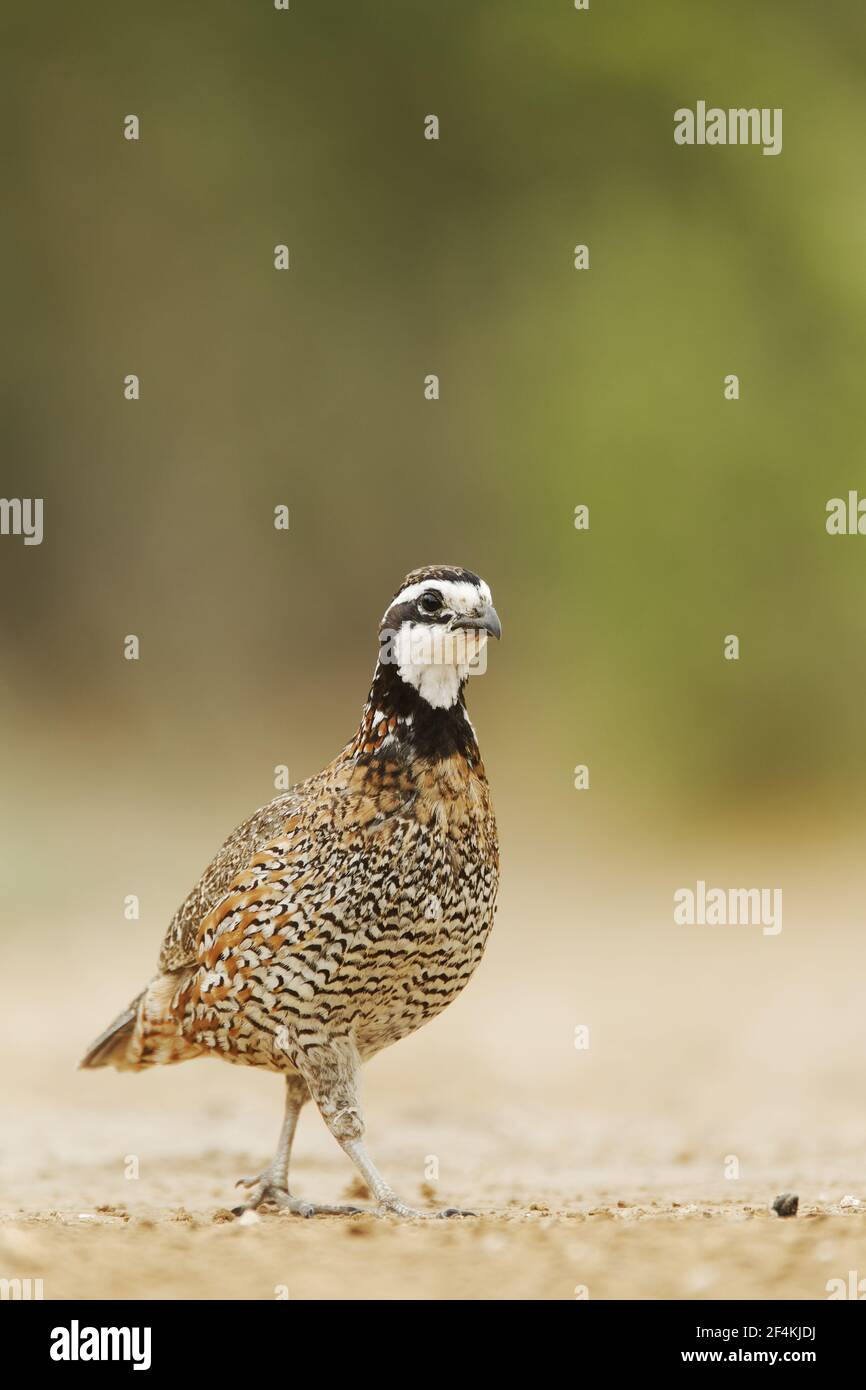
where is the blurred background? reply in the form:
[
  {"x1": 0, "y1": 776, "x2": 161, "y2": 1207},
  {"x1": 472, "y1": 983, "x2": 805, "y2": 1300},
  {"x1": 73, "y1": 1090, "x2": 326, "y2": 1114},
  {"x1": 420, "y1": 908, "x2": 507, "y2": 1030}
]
[{"x1": 2, "y1": 0, "x2": 866, "y2": 1297}]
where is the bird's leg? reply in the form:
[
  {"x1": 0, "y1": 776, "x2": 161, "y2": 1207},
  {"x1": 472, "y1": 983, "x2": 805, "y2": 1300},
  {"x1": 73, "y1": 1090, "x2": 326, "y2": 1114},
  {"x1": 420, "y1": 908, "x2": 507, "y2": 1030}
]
[
  {"x1": 233, "y1": 1073, "x2": 308, "y2": 1214},
  {"x1": 233, "y1": 1072, "x2": 362, "y2": 1219},
  {"x1": 298, "y1": 1039, "x2": 470, "y2": 1219}
]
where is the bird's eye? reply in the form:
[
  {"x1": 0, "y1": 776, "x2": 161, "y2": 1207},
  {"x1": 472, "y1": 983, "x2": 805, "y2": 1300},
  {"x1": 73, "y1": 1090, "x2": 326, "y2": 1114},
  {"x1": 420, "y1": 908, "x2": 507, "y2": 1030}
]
[{"x1": 418, "y1": 591, "x2": 441, "y2": 614}]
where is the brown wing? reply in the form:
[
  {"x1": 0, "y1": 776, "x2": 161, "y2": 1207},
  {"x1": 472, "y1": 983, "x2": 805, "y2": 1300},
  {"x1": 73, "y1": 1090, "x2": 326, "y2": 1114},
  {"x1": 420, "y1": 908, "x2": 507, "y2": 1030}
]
[
  {"x1": 158, "y1": 792, "x2": 305, "y2": 972},
  {"x1": 158, "y1": 755, "x2": 417, "y2": 975}
]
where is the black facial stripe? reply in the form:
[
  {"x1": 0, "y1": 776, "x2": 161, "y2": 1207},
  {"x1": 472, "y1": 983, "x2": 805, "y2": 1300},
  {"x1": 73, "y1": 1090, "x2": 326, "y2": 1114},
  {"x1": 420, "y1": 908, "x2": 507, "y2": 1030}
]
[
  {"x1": 380, "y1": 600, "x2": 415, "y2": 631},
  {"x1": 380, "y1": 600, "x2": 451, "y2": 634}
]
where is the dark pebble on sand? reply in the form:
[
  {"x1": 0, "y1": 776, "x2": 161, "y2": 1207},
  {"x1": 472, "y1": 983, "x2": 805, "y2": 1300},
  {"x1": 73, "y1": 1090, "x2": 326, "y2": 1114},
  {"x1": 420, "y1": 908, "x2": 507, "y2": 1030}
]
[{"x1": 772, "y1": 1192, "x2": 799, "y2": 1218}]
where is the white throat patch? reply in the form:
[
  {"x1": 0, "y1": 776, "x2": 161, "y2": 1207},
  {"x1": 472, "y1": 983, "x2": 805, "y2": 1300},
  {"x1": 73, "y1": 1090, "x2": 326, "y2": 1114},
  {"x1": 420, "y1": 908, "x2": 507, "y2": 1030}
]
[
  {"x1": 401, "y1": 658, "x2": 464, "y2": 710},
  {"x1": 389, "y1": 624, "x2": 487, "y2": 709}
]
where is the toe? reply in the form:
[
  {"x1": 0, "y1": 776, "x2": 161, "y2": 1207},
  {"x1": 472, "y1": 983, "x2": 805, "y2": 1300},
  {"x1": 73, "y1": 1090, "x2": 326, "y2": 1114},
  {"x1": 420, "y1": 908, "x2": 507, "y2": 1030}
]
[
  {"x1": 376, "y1": 1199, "x2": 424, "y2": 1219},
  {"x1": 232, "y1": 1187, "x2": 366, "y2": 1219}
]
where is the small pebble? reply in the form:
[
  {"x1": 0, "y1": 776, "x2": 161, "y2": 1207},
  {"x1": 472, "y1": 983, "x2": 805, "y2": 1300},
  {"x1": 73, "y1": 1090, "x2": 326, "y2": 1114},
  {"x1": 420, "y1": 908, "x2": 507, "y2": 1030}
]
[
  {"x1": 772, "y1": 1192, "x2": 799, "y2": 1218},
  {"x1": 236, "y1": 1209, "x2": 261, "y2": 1226},
  {"x1": 840, "y1": 1195, "x2": 861, "y2": 1210}
]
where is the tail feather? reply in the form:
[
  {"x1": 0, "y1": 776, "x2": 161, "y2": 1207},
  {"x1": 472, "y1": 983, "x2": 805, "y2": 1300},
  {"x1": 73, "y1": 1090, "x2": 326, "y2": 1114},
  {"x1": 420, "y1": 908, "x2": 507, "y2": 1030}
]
[
  {"x1": 79, "y1": 1000, "x2": 140, "y2": 1069},
  {"x1": 80, "y1": 975, "x2": 201, "y2": 1071}
]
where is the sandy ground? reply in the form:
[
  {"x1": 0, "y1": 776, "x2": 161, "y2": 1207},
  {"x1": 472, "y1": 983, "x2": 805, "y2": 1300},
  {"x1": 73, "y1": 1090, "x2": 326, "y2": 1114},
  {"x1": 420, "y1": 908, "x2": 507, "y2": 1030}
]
[{"x1": 4, "y1": 846, "x2": 866, "y2": 1300}]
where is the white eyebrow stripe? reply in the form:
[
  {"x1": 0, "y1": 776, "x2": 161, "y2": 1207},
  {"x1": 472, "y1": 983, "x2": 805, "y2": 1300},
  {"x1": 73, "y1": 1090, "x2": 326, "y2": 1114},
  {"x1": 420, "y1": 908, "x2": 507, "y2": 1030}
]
[{"x1": 385, "y1": 578, "x2": 492, "y2": 616}]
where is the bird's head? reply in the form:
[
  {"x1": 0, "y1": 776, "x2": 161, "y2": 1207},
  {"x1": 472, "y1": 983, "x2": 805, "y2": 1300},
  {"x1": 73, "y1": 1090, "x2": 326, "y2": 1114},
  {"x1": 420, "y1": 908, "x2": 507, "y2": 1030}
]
[{"x1": 378, "y1": 565, "x2": 501, "y2": 710}]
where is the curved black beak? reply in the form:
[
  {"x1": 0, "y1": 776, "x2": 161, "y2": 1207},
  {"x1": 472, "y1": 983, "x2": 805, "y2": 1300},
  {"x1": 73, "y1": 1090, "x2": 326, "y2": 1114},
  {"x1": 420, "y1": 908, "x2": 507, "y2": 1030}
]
[{"x1": 456, "y1": 603, "x2": 502, "y2": 641}]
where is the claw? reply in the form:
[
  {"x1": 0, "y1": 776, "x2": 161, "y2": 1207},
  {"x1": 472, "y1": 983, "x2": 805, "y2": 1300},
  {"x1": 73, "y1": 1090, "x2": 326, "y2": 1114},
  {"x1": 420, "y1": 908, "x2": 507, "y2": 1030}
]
[{"x1": 232, "y1": 1179, "x2": 363, "y2": 1219}]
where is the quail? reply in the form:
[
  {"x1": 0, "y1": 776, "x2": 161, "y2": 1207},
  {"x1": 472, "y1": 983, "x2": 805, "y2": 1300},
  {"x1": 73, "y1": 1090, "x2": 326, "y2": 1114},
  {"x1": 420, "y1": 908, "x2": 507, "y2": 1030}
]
[{"x1": 82, "y1": 566, "x2": 501, "y2": 1218}]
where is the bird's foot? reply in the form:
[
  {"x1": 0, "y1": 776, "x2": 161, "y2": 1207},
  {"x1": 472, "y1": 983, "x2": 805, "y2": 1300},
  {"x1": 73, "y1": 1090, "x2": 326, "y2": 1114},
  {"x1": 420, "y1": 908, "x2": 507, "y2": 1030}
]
[
  {"x1": 374, "y1": 1192, "x2": 476, "y2": 1219},
  {"x1": 232, "y1": 1173, "x2": 362, "y2": 1219}
]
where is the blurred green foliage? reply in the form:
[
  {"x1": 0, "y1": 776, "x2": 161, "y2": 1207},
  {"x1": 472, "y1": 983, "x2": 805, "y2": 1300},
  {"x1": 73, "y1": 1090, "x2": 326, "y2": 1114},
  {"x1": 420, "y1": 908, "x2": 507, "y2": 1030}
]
[{"x1": 3, "y1": 0, "x2": 866, "y2": 823}]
